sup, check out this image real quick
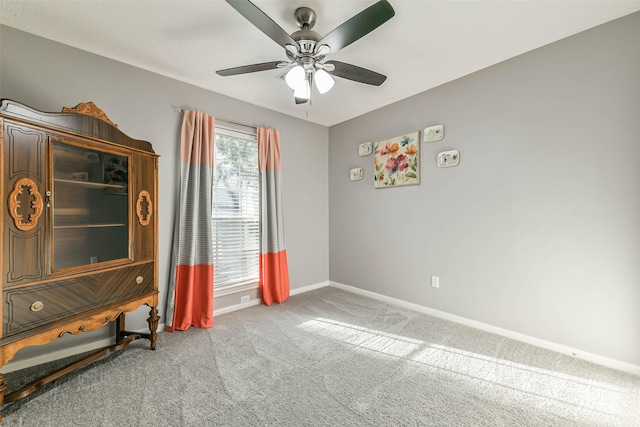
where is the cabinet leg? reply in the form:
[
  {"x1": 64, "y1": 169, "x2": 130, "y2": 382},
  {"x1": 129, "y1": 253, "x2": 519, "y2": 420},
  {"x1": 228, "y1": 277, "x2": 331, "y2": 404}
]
[
  {"x1": 0, "y1": 373, "x2": 8, "y2": 421},
  {"x1": 146, "y1": 306, "x2": 160, "y2": 350},
  {"x1": 115, "y1": 313, "x2": 126, "y2": 343}
]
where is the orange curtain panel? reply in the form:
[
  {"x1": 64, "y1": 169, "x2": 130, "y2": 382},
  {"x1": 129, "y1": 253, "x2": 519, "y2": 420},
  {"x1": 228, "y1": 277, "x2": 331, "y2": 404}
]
[
  {"x1": 257, "y1": 128, "x2": 290, "y2": 305},
  {"x1": 165, "y1": 110, "x2": 215, "y2": 331}
]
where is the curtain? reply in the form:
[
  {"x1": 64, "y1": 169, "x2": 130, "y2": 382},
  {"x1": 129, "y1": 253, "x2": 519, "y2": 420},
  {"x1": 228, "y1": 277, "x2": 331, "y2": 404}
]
[
  {"x1": 165, "y1": 110, "x2": 215, "y2": 331},
  {"x1": 257, "y1": 128, "x2": 290, "y2": 306}
]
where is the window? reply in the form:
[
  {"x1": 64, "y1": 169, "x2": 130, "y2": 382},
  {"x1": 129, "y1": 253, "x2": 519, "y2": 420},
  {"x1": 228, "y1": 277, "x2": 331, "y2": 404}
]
[{"x1": 212, "y1": 125, "x2": 259, "y2": 289}]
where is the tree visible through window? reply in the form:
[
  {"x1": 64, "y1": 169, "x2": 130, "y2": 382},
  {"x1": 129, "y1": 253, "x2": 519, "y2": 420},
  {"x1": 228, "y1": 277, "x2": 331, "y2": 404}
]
[{"x1": 212, "y1": 127, "x2": 259, "y2": 289}]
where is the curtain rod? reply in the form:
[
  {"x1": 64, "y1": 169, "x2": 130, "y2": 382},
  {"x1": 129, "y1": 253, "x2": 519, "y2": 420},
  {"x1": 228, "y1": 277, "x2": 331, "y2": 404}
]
[{"x1": 175, "y1": 107, "x2": 256, "y2": 132}]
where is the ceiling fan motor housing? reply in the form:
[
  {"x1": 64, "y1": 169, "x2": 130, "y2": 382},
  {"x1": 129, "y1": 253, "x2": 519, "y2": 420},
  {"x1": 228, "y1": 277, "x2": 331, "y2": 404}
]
[
  {"x1": 290, "y1": 33, "x2": 321, "y2": 55},
  {"x1": 291, "y1": 7, "x2": 323, "y2": 55}
]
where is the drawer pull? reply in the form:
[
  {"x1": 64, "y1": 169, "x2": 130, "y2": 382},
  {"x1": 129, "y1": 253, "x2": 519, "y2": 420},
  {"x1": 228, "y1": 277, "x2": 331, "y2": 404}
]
[
  {"x1": 136, "y1": 276, "x2": 144, "y2": 284},
  {"x1": 30, "y1": 301, "x2": 45, "y2": 312}
]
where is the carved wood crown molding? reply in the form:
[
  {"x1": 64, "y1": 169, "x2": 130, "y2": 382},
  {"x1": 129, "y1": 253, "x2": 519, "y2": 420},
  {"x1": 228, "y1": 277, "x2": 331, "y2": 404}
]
[{"x1": 61, "y1": 102, "x2": 119, "y2": 128}]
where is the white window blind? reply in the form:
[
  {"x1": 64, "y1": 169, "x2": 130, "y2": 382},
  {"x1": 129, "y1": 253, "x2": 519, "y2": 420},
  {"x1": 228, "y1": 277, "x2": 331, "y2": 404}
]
[{"x1": 212, "y1": 126, "x2": 259, "y2": 289}]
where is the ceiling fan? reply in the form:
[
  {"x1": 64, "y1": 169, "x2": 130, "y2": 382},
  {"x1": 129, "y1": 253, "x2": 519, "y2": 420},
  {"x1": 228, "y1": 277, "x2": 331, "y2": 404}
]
[{"x1": 216, "y1": 0, "x2": 395, "y2": 104}]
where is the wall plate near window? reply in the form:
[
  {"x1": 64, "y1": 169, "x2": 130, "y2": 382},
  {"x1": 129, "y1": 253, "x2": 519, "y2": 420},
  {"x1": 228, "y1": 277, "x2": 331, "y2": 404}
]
[
  {"x1": 350, "y1": 167, "x2": 363, "y2": 181},
  {"x1": 423, "y1": 125, "x2": 444, "y2": 142},
  {"x1": 358, "y1": 141, "x2": 373, "y2": 156},
  {"x1": 437, "y1": 150, "x2": 460, "y2": 168}
]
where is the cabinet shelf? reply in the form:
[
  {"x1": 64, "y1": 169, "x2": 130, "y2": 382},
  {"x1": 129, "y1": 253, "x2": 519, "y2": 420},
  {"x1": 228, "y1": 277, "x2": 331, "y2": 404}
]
[
  {"x1": 54, "y1": 223, "x2": 126, "y2": 229},
  {"x1": 54, "y1": 178, "x2": 127, "y2": 191}
]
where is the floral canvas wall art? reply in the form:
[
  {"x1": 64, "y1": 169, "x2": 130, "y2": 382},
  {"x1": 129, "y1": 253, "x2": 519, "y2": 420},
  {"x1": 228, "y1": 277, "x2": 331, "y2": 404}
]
[{"x1": 374, "y1": 131, "x2": 419, "y2": 188}]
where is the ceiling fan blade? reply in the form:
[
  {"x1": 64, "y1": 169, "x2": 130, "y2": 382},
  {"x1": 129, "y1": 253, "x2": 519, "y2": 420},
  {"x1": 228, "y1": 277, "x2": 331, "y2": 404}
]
[
  {"x1": 325, "y1": 61, "x2": 387, "y2": 86},
  {"x1": 225, "y1": 0, "x2": 299, "y2": 49},
  {"x1": 216, "y1": 61, "x2": 283, "y2": 76},
  {"x1": 317, "y1": 0, "x2": 394, "y2": 54}
]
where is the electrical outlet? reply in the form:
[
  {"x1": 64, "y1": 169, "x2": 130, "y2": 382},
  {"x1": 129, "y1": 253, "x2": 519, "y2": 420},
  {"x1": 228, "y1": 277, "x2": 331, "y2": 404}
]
[
  {"x1": 431, "y1": 276, "x2": 440, "y2": 288},
  {"x1": 240, "y1": 295, "x2": 250, "y2": 303}
]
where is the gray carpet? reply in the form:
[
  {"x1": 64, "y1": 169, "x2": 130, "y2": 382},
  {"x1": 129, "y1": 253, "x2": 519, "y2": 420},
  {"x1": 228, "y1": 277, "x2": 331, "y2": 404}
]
[{"x1": 2, "y1": 287, "x2": 639, "y2": 426}]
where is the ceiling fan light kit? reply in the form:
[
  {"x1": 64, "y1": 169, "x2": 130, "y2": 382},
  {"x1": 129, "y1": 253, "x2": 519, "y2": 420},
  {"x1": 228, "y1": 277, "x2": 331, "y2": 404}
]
[
  {"x1": 217, "y1": 0, "x2": 395, "y2": 104},
  {"x1": 314, "y1": 69, "x2": 335, "y2": 94},
  {"x1": 293, "y1": 81, "x2": 311, "y2": 102},
  {"x1": 285, "y1": 65, "x2": 305, "y2": 90}
]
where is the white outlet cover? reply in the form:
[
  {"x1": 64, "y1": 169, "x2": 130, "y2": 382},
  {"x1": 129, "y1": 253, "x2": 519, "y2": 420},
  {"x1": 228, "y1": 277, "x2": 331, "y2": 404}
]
[
  {"x1": 431, "y1": 276, "x2": 440, "y2": 288},
  {"x1": 423, "y1": 125, "x2": 444, "y2": 142},
  {"x1": 437, "y1": 150, "x2": 460, "y2": 168}
]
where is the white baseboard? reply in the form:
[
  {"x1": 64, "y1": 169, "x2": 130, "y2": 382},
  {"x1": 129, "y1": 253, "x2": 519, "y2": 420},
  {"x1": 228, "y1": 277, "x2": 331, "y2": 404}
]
[
  {"x1": 290, "y1": 281, "x2": 330, "y2": 296},
  {"x1": 214, "y1": 299, "x2": 261, "y2": 316},
  {"x1": 329, "y1": 281, "x2": 640, "y2": 377},
  {"x1": 11, "y1": 280, "x2": 635, "y2": 377},
  {"x1": 214, "y1": 281, "x2": 330, "y2": 315}
]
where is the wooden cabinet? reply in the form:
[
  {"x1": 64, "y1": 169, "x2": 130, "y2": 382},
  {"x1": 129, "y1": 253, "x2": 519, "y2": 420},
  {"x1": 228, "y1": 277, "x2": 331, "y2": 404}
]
[{"x1": 0, "y1": 100, "x2": 159, "y2": 418}]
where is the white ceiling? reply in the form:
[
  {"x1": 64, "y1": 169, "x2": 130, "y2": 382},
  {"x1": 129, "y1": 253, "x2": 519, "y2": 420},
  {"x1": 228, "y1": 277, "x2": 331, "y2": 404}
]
[{"x1": 1, "y1": 0, "x2": 639, "y2": 127}]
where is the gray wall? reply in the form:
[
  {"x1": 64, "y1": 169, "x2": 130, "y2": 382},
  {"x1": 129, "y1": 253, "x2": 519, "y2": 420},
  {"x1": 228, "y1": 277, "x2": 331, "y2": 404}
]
[
  {"x1": 0, "y1": 26, "x2": 329, "y2": 358},
  {"x1": 328, "y1": 12, "x2": 640, "y2": 367},
  {"x1": 2, "y1": 11, "x2": 639, "y2": 370}
]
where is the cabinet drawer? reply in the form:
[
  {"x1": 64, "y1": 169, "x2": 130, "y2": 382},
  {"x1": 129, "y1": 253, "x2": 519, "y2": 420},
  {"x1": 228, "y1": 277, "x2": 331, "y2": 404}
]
[{"x1": 4, "y1": 263, "x2": 154, "y2": 337}]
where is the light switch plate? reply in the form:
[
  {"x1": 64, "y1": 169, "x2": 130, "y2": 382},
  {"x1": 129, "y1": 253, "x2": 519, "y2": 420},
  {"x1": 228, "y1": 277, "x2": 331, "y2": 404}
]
[
  {"x1": 423, "y1": 125, "x2": 444, "y2": 142},
  {"x1": 350, "y1": 167, "x2": 363, "y2": 181},
  {"x1": 437, "y1": 150, "x2": 460, "y2": 168},
  {"x1": 358, "y1": 142, "x2": 373, "y2": 156}
]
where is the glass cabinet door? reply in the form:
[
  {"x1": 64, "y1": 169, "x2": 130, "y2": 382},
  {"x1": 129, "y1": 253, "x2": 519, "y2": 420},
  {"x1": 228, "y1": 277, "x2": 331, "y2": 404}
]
[{"x1": 52, "y1": 140, "x2": 130, "y2": 271}]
